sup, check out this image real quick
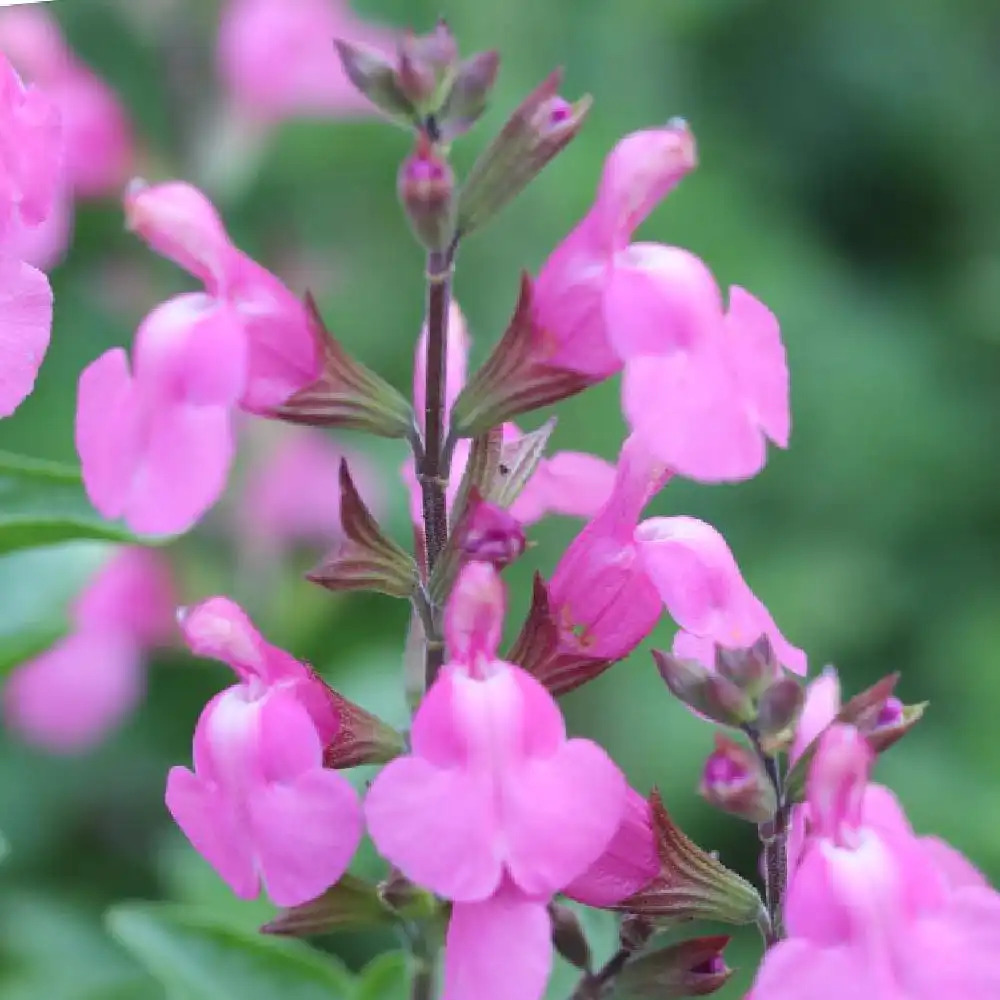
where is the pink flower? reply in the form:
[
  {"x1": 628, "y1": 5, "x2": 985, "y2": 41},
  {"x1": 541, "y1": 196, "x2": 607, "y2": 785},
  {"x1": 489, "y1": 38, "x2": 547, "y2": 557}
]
[
  {"x1": 365, "y1": 563, "x2": 626, "y2": 1000},
  {"x1": 0, "y1": 6, "x2": 132, "y2": 199},
  {"x1": 534, "y1": 122, "x2": 790, "y2": 483},
  {"x1": 0, "y1": 53, "x2": 60, "y2": 417},
  {"x1": 548, "y1": 435, "x2": 805, "y2": 670},
  {"x1": 752, "y1": 725, "x2": 1000, "y2": 999},
  {"x1": 235, "y1": 424, "x2": 382, "y2": 554},
  {"x1": 563, "y1": 787, "x2": 660, "y2": 907},
  {"x1": 166, "y1": 596, "x2": 363, "y2": 907},
  {"x1": 76, "y1": 182, "x2": 319, "y2": 535},
  {"x1": 217, "y1": 0, "x2": 395, "y2": 124},
  {"x1": 401, "y1": 301, "x2": 616, "y2": 527},
  {"x1": 4, "y1": 548, "x2": 175, "y2": 752}
]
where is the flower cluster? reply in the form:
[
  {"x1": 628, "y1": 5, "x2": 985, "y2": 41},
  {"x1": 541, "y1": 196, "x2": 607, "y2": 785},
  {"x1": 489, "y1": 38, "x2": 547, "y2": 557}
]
[{"x1": 2, "y1": 9, "x2": 997, "y2": 1000}]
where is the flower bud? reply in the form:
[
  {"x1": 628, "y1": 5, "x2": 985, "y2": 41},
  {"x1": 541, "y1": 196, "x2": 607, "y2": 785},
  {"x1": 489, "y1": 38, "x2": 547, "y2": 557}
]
[
  {"x1": 458, "y1": 489, "x2": 526, "y2": 568},
  {"x1": 548, "y1": 902, "x2": 591, "y2": 973},
  {"x1": 322, "y1": 688, "x2": 405, "y2": 769},
  {"x1": 333, "y1": 39, "x2": 416, "y2": 127},
  {"x1": 714, "y1": 635, "x2": 780, "y2": 696},
  {"x1": 398, "y1": 141, "x2": 455, "y2": 251},
  {"x1": 620, "y1": 791, "x2": 765, "y2": 928},
  {"x1": 653, "y1": 651, "x2": 756, "y2": 727},
  {"x1": 699, "y1": 734, "x2": 776, "y2": 824},
  {"x1": 307, "y1": 461, "x2": 419, "y2": 599},
  {"x1": 613, "y1": 936, "x2": 733, "y2": 998},
  {"x1": 397, "y1": 19, "x2": 458, "y2": 113},
  {"x1": 272, "y1": 295, "x2": 414, "y2": 437},
  {"x1": 457, "y1": 70, "x2": 591, "y2": 237},
  {"x1": 438, "y1": 50, "x2": 501, "y2": 140},
  {"x1": 755, "y1": 676, "x2": 804, "y2": 739},
  {"x1": 866, "y1": 697, "x2": 927, "y2": 754}
]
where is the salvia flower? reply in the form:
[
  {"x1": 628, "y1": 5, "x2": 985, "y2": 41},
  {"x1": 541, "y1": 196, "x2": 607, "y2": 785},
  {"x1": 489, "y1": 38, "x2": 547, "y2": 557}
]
[
  {"x1": 365, "y1": 563, "x2": 627, "y2": 1000},
  {"x1": 166, "y1": 597, "x2": 364, "y2": 907},
  {"x1": 544, "y1": 435, "x2": 805, "y2": 674},
  {"x1": 0, "y1": 52, "x2": 60, "y2": 417},
  {"x1": 76, "y1": 181, "x2": 319, "y2": 535},
  {"x1": 752, "y1": 724, "x2": 1000, "y2": 999},
  {"x1": 534, "y1": 121, "x2": 790, "y2": 482},
  {"x1": 4, "y1": 547, "x2": 174, "y2": 752}
]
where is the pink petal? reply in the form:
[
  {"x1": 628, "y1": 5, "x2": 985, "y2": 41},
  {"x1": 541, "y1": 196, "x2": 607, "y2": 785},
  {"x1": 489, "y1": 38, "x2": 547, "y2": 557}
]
[
  {"x1": 249, "y1": 768, "x2": 363, "y2": 906},
  {"x1": 133, "y1": 294, "x2": 248, "y2": 407},
  {"x1": 750, "y1": 939, "x2": 872, "y2": 1000},
  {"x1": 587, "y1": 123, "x2": 697, "y2": 250},
  {"x1": 180, "y1": 596, "x2": 304, "y2": 686},
  {"x1": 229, "y1": 256, "x2": 319, "y2": 412},
  {"x1": 623, "y1": 349, "x2": 767, "y2": 483},
  {"x1": 563, "y1": 787, "x2": 659, "y2": 907},
  {"x1": 534, "y1": 223, "x2": 621, "y2": 379},
  {"x1": 123, "y1": 399, "x2": 234, "y2": 536},
  {"x1": 76, "y1": 348, "x2": 143, "y2": 521},
  {"x1": 365, "y1": 750, "x2": 500, "y2": 902},
  {"x1": 125, "y1": 181, "x2": 233, "y2": 291},
  {"x1": 725, "y1": 286, "x2": 790, "y2": 448},
  {"x1": 603, "y1": 243, "x2": 722, "y2": 359},
  {"x1": 444, "y1": 890, "x2": 552, "y2": 1000},
  {"x1": 791, "y1": 668, "x2": 841, "y2": 763},
  {"x1": 444, "y1": 562, "x2": 506, "y2": 666},
  {"x1": 165, "y1": 765, "x2": 259, "y2": 900},
  {"x1": 509, "y1": 450, "x2": 616, "y2": 526},
  {"x1": 3, "y1": 630, "x2": 143, "y2": 752},
  {"x1": 74, "y1": 547, "x2": 176, "y2": 646},
  {"x1": 0, "y1": 255, "x2": 52, "y2": 416},
  {"x1": 4, "y1": 186, "x2": 72, "y2": 271},
  {"x1": 217, "y1": 0, "x2": 395, "y2": 122}
]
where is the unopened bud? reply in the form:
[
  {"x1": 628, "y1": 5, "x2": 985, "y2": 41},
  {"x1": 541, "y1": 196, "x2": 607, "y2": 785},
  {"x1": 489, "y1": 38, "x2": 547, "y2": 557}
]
[
  {"x1": 612, "y1": 936, "x2": 733, "y2": 999},
  {"x1": 398, "y1": 142, "x2": 456, "y2": 251},
  {"x1": 458, "y1": 70, "x2": 591, "y2": 237},
  {"x1": 321, "y1": 687, "x2": 405, "y2": 769},
  {"x1": 396, "y1": 20, "x2": 458, "y2": 116},
  {"x1": 438, "y1": 50, "x2": 501, "y2": 140},
  {"x1": 699, "y1": 734, "x2": 776, "y2": 824},
  {"x1": 866, "y1": 698, "x2": 927, "y2": 754},
  {"x1": 714, "y1": 635, "x2": 780, "y2": 696},
  {"x1": 755, "y1": 676, "x2": 804, "y2": 738},
  {"x1": 262, "y1": 874, "x2": 392, "y2": 936},
  {"x1": 653, "y1": 651, "x2": 755, "y2": 727},
  {"x1": 548, "y1": 902, "x2": 591, "y2": 973},
  {"x1": 334, "y1": 40, "x2": 415, "y2": 127},
  {"x1": 459, "y1": 489, "x2": 526, "y2": 568}
]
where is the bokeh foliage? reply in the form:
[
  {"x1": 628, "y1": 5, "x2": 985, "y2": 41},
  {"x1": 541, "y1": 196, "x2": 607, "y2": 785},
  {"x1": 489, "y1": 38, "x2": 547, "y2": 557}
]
[{"x1": 1, "y1": 0, "x2": 999, "y2": 996}]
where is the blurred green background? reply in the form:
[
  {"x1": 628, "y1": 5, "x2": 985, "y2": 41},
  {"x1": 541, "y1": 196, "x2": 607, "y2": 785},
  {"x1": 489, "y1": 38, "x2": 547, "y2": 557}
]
[{"x1": 2, "y1": 0, "x2": 999, "y2": 996}]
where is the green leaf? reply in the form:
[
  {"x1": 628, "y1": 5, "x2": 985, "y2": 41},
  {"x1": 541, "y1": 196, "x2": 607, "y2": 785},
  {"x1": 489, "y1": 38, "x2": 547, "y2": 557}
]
[
  {"x1": 0, "y1": 451, "x2": 150, "y2": 553},
  {"x1": 106, "y1": 903, "x2": 355, "y2": 1000},
  {"x1": 0, "y1": 541, "x2": 115, "y2": 678},
  {"x1": 354, "y1": 952, "x2": 410, "y2": 1000}
]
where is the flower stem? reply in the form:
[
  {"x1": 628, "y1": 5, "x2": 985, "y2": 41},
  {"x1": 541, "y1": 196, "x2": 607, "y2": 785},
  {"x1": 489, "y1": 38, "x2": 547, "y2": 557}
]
[{"x1": 418, "y1": 244, "x2": 457, "y2": 691}]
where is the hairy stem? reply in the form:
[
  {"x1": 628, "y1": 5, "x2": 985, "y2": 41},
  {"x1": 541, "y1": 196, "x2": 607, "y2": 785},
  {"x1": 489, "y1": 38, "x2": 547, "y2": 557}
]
[
  {"x1": 418, "y1": 246, "x2": 456, "y2": 691},
  {"x1": 744, "y1": 726, "x2": 787, "y2": 944},
  {"x1": 410, "y1": 959, "x2": 434, "y2": 1000}
]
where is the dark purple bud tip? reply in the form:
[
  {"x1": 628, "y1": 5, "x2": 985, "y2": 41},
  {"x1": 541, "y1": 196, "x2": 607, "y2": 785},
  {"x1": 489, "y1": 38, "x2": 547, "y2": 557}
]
[
  {"x1": 547, "y1": 97, "x2": 573, "y2": 124},
  {"x1": 692, "y1": 955, "x2": 726, "y2": 976},
  {"x1": 403, "y1": 153, "x2": 447, "y2": 184},
  {"x1": 460, "y1": 495, "x2": 526, "y2": 569},
  {"x1": 876, "y1": 696, "x2": 904, "y2": 728},
  {"x1": 703, "y1": 753, "x2": 748, "y2": 788}
]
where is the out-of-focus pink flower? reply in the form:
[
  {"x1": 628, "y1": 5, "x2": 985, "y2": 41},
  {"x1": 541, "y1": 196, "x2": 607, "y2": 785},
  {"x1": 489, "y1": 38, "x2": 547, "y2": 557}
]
[
  {"x1": 548, "y1": 435, "x2": 805, "y2": 670},
  {"x1": 563, "y1": 787, "x2": 659, "y2": 907},
  {"x1": 401, "y1": 300, "x2": 616, "y2": 528},
  {"x1": 236, "y1": 425, "x2": 382, "y2": 554},
  {"x1": 0, "y1": 53, "x2": 59, "y2": 417},
  {"x1": 752, "y1": 725, "x2": 1000, "y2": 1000},
  {"x1": 217, "y1": 0, "x2": 395, "y2": 124},
  {"x1": 0, "y1": 5, "x2": 133, "y2": 198},
  {"x1": 3, "y1": 548, "x2": 175, "y2": 752},
  {"x1": 534, "y1": 122, "x2": 790, "y2": 483},
  {"x1": 166, "y1": 597, "x2": 363, "y2": 907},
  {"x1": 366, "y1": 563, "x2": 626, "y2": 1000},
  {"x1": 76, "y1": 182, "x2": 319, "y2": 535}
]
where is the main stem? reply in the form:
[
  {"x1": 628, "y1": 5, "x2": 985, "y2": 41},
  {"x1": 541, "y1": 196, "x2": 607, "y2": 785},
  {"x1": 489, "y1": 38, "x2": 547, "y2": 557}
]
[
  {"x1": 419, "y1": 246, "x2": 455, "y2": 691},
  {"x1": 745, "y1": 726, "x2": 787, "y2": 943}
]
